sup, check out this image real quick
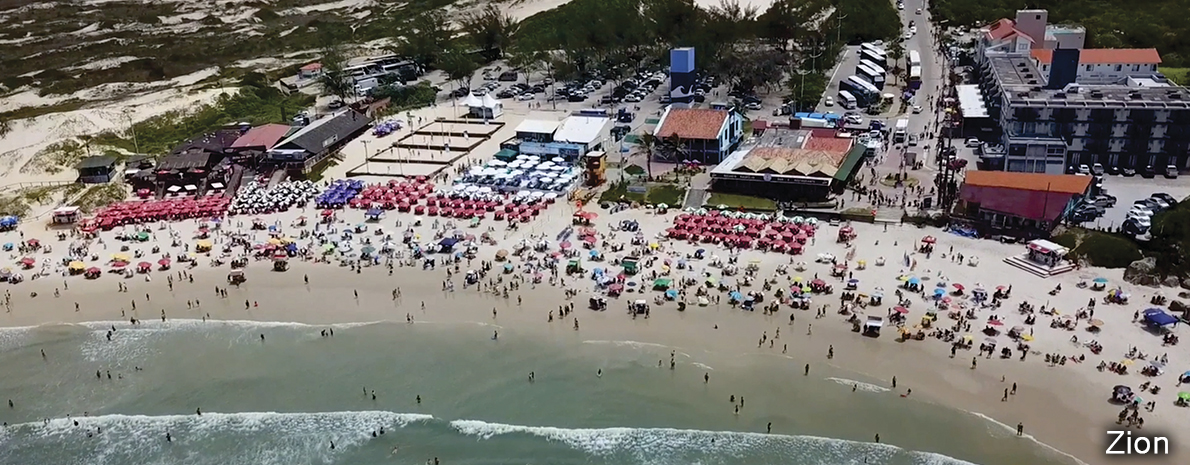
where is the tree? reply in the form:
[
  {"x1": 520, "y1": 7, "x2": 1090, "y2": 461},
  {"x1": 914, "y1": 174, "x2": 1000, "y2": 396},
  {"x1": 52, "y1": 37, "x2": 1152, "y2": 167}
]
[
  {"x1": 439, "y1": 46, "x2": 480, "y2": 92},
  {"x1": 637, "y1": 132, "x2": 658, "y2": 180},
  {"x1": 399, "y1": 11, "x2": 453, "y2": 67},
  {"x1": 886, "y1": 37, "x2": 906, "y2": 86},
  {"x1": 317, "y1": 47, "x2": 355, "y2": 102},
  {"x1": 460, "y1": 4, "x2": 520, "y2": 59}
]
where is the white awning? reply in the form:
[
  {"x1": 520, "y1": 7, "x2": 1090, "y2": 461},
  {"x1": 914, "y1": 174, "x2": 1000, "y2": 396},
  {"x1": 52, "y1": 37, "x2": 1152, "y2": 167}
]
[{"x1": 957, "y1": 85, "x2": 989, "y2": 119}]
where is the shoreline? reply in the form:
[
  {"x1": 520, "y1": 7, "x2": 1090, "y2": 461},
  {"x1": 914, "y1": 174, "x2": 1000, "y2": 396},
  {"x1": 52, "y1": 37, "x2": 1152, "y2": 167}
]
[
  {"x1": 0, "y1": 256, "x2": 1143, "y2": 465},
  {"x1": 0, "y1": 203, "x2": 1185, "y2": 465}
]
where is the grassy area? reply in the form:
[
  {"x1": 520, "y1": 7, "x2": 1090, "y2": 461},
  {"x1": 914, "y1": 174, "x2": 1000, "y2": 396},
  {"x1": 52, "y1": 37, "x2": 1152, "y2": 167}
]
[
  {"x1": 705, "y1": 193, "x2": 777, "y2": 211},
  {"x1": 74, "y1": 183, "x2": 129, "y2": 213},
  {"x1": 644, "y1": 185, "x2": 686, "y2": 206},
  {"x1": 22, "y1": 140, "x2": 87, "y2": 175},
  {"x1": 0, "y1": 197, "x2": 31, "y2": 217},
  {"x1": 91, "y1": 78, "x2": 314, "y2": 156},
  {"x1": 1161, "y1": 67, "x2": 1190, "y2": 85},
  {"x1": 598, "y1": 181, "x2": 644, "y2": 203},
  {"x1": 598, "y1": 181, "x2": 686, "y2": 205},
  {"x1": 1050, "y1": 228, "x2": 1142, "y2": 268}
]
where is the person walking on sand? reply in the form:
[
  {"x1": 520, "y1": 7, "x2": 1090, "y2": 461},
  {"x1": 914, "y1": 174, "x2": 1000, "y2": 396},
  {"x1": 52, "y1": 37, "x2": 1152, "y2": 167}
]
[
  {"x1": 1016, "y1": 423, "x2": 1024, "y2": 436},
  {"x1": 804, "y1": 364, "x2": 810, "y2": 375},
  {"x1": 704, "y1": 372, "x2": 709, "y2": 383}
]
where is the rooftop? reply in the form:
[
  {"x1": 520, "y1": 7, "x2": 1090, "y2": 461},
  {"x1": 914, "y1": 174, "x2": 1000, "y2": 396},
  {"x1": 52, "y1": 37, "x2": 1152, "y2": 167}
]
[
  {"x1": 273, "y1": 109, "x2": 372, "y2": 156},
  {"x1": 963, "y1": 171, "x2": 1092, "y2": 195},
  {"x1": 1031, "y1": 48, "x2": 1162, "y2": 65},
  {"x1": 76, "y1": 155, "x2": 118, "y2": 170},
  {"x1": 655, "y1": 108, "x2": 729, "y2": 140},
  {"x1": 300, "y1": 63, "x2": 322, "y2": 71},
  {"x1": 230, "y1": 124, "x2": 292, "y2": 151},
  {"x1": 984, "y1": 18, "x2": 1033, "y2": 43},
  {"x1": 514, "y1": 119, "x2": 561, "y2": 135},
  {"x1": 728, "y1": 128, "x2": 854, "y2": 177},
  {"x1": 1010, "y1": 83, "x2": 1190, "y2": 108},
  {"x1": 553, "y1": 116, "x2": 609, "y2": 144},
  {"x1": 988, "y1": 56, "x2": 1046, "y2": 88}
]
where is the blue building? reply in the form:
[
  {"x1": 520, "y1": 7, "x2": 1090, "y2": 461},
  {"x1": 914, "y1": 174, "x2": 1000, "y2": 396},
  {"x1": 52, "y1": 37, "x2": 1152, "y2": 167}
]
[{"x1": 669, "y1": 48, "x2": 697, "y2": 103}]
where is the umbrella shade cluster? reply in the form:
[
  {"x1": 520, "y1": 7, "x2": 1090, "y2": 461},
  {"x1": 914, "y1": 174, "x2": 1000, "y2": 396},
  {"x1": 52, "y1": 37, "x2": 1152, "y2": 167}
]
[
  {"x1": 344, "y1": 178, "x2": 436, "y2": 211},
  {"x1": 666, "y1": 210, "x2": 817, "y2": 254},
  {"x1": 229, "y1": 181, "x2": 319, "y2": 215},
  {"x1": 92, "y1": 197, "x2": 231, "y2": 230},
  {"x1": 457, "y1": 155, "x2": 578, "y2": 192},
  {"x1": 316, "y1": 179, "x2": 367, "y2": 208}
]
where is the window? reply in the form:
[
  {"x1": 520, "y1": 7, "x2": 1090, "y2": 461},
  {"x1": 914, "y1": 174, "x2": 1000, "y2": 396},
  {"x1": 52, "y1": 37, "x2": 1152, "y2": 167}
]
[
  {"x1": 1115, "y1": 65, "x2": 1122, "y2": 72},
  {"x1": 1133, "y1": 65, "x2": 1141, "y2": 72},
  {"x1": 1086, "y1": 65, "x2": 1093, "y2": 72}
]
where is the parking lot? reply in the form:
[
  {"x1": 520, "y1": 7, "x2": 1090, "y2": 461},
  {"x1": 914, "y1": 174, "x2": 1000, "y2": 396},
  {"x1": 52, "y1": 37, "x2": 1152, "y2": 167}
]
[{"x1": 1078, "y1": 175, "x2": 1190, "y2": 229}]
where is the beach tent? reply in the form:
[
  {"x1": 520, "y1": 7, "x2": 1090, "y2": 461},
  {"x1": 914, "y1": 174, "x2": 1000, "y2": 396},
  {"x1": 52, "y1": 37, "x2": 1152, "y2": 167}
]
[
  {"x1": 653, "y1": 278, "x2": 673, "y2": 290},
  {"x1": 439, "y1": 237, "x2": 459, "y2": 249},
  {"x1": 1142, "y1": 309, "x2": 1178, "y2": 327}
]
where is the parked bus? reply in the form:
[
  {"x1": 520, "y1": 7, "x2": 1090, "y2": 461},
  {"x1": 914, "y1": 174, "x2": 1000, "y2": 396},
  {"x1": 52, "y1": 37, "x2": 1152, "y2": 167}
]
[
  {"x1": 909, "y1": 65, "x2": 922, "y2": 89},
  {"x1": 841, "y1": 76, "x2": 880, "y2": 105},
  {"x1": 860, "y1": 43, "x2": 886, "y2": 59},
  {"x1": 837, "y1": 90, "x2": 858, "y2": 109},
  {"x1": 908, "y1": 50, "x2": 921, "y2": 68},
  {"x1": 859, "y1": 49, "x2": 886, "y2": 67},
  {"x1": 859, "y1": 59, "x2": 886, "y2": 74},
  {"x1": 856, "y1": 64, "x2": 886, "y2": 89}
]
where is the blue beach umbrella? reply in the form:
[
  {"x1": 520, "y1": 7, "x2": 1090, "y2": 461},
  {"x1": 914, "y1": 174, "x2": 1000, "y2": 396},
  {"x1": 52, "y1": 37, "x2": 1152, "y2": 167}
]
[
  {"x1": 1093, "y1": 277, "x2": 1109, "y2": 284},
  {"x1": 665, "y1": 289, "x2": 678, "y2": 299},
  {"x1": 909, "y1": 277, "x2": 921, "y2": 285},
  {"x1": 729, "y1": 291, "x2": 743, "y2": 302},
  {"x1": 934, "y1": 288, "x2": 945, "y2": 297}
]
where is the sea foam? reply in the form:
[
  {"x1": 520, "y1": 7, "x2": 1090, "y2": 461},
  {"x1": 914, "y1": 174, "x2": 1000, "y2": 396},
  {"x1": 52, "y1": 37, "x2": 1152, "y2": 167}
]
[
  {"x1": 826, "y1": 377, "x2": 892, "y2": 393},
  {"x1": 0, "y1": 411, "x2": 433, "y2": 465},
  {"x1": 450, "y1": 419, "x2": 978, "y2": 465}
]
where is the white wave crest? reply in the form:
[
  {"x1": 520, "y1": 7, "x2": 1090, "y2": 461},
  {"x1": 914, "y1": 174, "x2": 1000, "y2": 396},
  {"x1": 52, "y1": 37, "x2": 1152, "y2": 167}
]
[
  {"x1": 826, "y1": 377, "x2": 891, "y2": 393},
  {"x1": 1, "y1": 411, "x2": 433, "y2": 465},
  {"x1": 449, "y1": 419, "x2": 978, "y2": 465}
]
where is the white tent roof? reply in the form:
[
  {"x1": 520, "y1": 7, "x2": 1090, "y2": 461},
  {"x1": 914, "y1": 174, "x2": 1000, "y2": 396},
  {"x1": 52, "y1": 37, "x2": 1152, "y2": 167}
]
[
  {"x1": 460, "y1": 94, "x2": 483, "y2": 107},
  {"x1": 554, "y1": 116, "x2": 609, "y2": 144},
  {"x1": 515, "y1": 119, "x2": 561, "y2": 135},
  {"x1": 480, "y1": 94, "x2": 501, "y2": 109},
  {"x1": 956, "y1": 85, "x2": 989, "y2": 119}
]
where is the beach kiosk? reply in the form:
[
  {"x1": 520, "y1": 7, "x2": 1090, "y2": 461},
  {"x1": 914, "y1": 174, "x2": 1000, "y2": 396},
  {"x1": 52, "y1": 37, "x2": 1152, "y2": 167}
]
[
  {"x1": 622, "y1": 256, "x2": 640, "y2": 275},
  {"x1": 51, "y1": 206, "x2": 82, "y2": 225},
  {"x1": 862, "y1": 316, "x2": 884, "y2": 337}
]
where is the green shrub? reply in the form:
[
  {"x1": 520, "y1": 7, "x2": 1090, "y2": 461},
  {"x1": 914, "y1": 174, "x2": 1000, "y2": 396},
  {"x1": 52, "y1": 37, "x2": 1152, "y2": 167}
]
[{"x1": 1066, "y1": 232, "x2": 1142, "y2": 268}]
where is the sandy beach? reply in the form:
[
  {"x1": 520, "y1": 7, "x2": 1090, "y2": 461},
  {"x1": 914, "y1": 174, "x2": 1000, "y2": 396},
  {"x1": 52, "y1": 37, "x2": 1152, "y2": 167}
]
[{"x1": 0, "y1": 189, "x2": 1185, "y2": 465}]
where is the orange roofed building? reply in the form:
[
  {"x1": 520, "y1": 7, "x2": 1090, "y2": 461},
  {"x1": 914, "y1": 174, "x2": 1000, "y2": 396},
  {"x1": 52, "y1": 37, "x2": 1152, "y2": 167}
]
[{"x1": 958, "y1": 171, "x2": 1093, "y2": 233}]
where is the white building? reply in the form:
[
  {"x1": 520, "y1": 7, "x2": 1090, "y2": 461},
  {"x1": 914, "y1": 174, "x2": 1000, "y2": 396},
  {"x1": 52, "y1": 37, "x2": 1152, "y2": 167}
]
[{"x1": 1032, "y1": 49, "x2": 1162, "y2": 85}]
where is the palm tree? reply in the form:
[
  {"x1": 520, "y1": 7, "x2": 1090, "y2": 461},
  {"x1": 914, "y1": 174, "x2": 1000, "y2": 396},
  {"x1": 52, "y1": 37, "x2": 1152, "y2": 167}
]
[{"x1": 637, "y1": 132, "x2": 658, "y2": 181}]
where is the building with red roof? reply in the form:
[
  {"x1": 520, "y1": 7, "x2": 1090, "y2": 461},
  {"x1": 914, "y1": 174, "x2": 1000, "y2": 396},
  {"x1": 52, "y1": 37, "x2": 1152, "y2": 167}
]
[
  {"x1": 653, "y1": 105, "x2": 744, "y2": 164},
  {"x1": 708, "y1": 127, "x2": 872, "y2": 201}
]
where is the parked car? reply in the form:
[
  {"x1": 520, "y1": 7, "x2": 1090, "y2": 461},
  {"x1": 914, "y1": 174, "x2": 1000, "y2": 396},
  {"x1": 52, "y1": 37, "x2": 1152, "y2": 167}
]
[
  {"x1": 1090, "y1": 195, "x2": 1117, "y2": 207},
  {"x1": 965, "y1": 138, "x2": 981, "y2": 147},
  {"x1": 1148, "y1": 197, "x2": 1171, "y2": 210},
  {"x1": 1151, "y1": 193, "x2": 1178, "y2": 206},
  {"x1": 1122, "y1": 167, "x2": 1137, "y2": 177},
  {"x1": 1141, "y1": 165, "x2": 1156, "y2": 178},
  {"x1": 824, "y1": 96, "x2": 834, "y2": 106},
  {"x1": 1091, "y1": 163, "x2": 1104, "y2": 175}
]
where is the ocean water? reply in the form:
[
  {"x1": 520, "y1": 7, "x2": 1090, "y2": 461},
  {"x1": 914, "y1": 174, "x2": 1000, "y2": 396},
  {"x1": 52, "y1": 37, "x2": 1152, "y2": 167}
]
[{"x1": 0, "y1": 320, "x2": 1080, "y2": 465}]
